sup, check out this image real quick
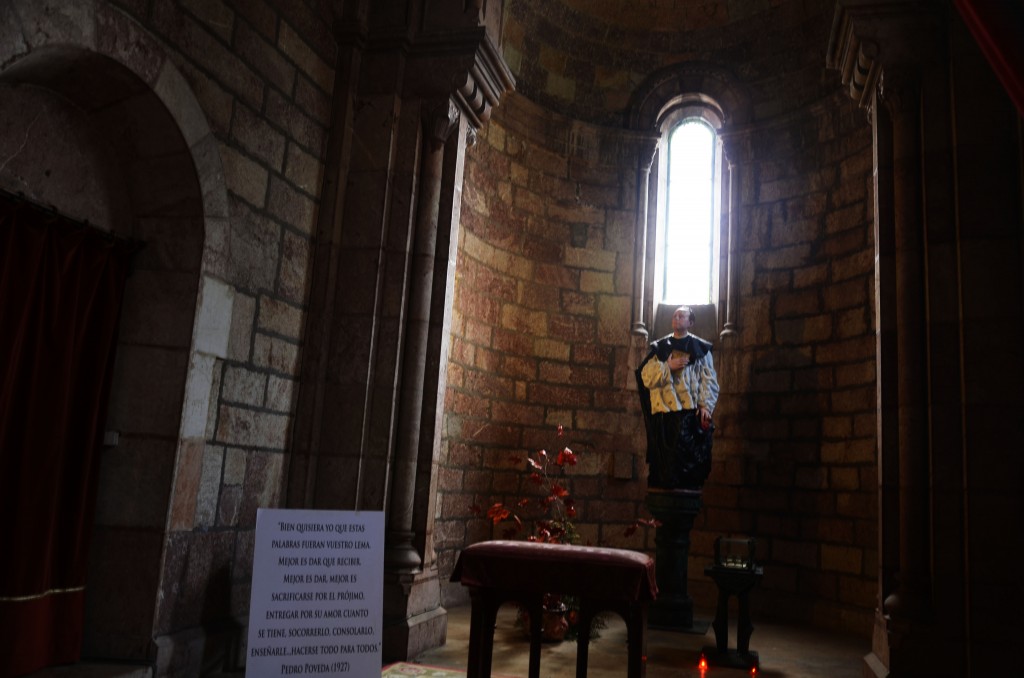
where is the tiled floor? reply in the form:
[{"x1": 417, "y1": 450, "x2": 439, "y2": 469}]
[{"x1": 412, "y1": 603, "x2": 869, "y2": 678}]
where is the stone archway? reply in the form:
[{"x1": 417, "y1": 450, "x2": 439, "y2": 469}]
[{"x1": 1, "y1": 1, "x2": 230, "y2": 666}]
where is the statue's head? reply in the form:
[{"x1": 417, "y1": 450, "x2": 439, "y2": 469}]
[{"x1": 672, "y1": 306, "x2": 695, "y2": 334}]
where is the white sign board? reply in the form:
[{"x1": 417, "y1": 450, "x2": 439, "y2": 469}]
[{"x1": 246, "y1": 508, "x2": 385, "y2": 677}]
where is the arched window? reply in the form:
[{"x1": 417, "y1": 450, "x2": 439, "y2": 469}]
[
  {"x1": 650, "y1": 103, "x2": 724, "y2": 337},
  {"x1": 657, "y1": 118, "x2": 719, "y2": 304}
]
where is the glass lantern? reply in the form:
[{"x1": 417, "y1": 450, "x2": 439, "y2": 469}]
[{"x1": 713, "y1": 536, "x2": 756, "y2": 571}]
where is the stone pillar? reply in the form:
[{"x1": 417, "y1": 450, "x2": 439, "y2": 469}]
[
  {"x1": 870, "y1": 89, "x2": 901, "y2": 675},
  {"x1": 291, "y1": 2, "x2": 514, "y2": 663},
  {"x1": 385, "y1": 100, "x2": 461, "y2": 574},
  {"x1": 631, "y1": 136, "x2": 659, "y2": 336},
  {"x1": 381, "y1": 100, "x2": 464, "y2": 661},
  {"x1": 880, "y1": 68, "x2": 932, "y2": 638},
  {"x1": 645, "y1": 489, "x2": 703, "y2": 630},
  {"x1": 718, "y1": 157, "x2": 735, "y2": 338},
  {"x1": 828, "y1": 4, "x2": 947, "y2": 675},
  {"x1": 716, "y1": 130, "x2": 749, "y2": 341}
]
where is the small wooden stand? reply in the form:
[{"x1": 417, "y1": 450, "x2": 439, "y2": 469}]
[{"x1": 701, "y1": 537, "x2": 763, "y2": 671}]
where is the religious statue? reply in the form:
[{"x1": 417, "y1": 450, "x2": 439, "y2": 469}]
[{"x1": 635, "y1": 306, "x2": 720, "y2": 489}]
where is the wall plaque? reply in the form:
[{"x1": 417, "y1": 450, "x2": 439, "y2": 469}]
[{"x1": 246, "y1": 508, "x2": 384, "y2": 676}]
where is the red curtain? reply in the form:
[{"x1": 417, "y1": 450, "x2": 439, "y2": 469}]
[
  {"x1": 955, "y1": 0, "x2": 1024, "y2": 117},
  {"x1": 0, "y1": 196, "x2": 134, "y2": 676}
]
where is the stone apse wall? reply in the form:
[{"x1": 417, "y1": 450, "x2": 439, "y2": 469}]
[
  {"x1": 3, "y1": 0, "x2": 885, "y2": 668},
  {"x1": 438, "y1": 0, "x2": 880, "y2": 633},
  {"x1": 2, "y1": 0, "x2": 334, "y2": 671}
]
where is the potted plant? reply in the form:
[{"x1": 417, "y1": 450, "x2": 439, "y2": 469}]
[{"x1": 470, "y1": 425, "x2": 658, "y2": 641}]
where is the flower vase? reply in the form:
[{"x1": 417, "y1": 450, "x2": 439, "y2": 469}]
[
  {"x1": 541, "y1": 603, "x2": 569, "y2": 642},
  {"x1": 519, "y1": 601, "x2": 569, "y2": 642}
]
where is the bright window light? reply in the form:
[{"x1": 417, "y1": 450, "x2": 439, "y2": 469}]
[{"x1": 662, "y1": 119, "x2": 716, "y2": 304}]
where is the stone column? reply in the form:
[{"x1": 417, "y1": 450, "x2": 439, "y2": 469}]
[
  {"x1": 381, "y1": 99, "x2": 466, "y2": 661},
  {"x1": 719, "y1": 157, "x2": 736, "y2": 338},
  {"x1": 631, "y1": 136, "x2": 659, "y2": 336},
  {"x1": 716, "y1": 130, "x2": 750, "y2": 341},
  {"x1": 385, "y1": 100, "x2": 461, "y2": 573},
  {"x1": 381, "y1": 34, "x2": 514, "y2": 662},
  {"x1": 869, "y1": 88, "x2": 901, "y2": 674},
  {"x1": 880, "y1": 68, "x2": 932, "y2": 631},
  {"x1": 828, "y1": 4, "x2": 946, "y2": 675},
  {"x1": 292, "y1": 5, "x2": 514, "y2": 663}
]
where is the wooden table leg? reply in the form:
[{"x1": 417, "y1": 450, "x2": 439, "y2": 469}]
[
  {"x1": 737, "y1": 589, "x2": 753, "y2": 654},
  {"x1": 626, "y1": 602, "x2": 648, "y2": 678},
  {"x1": 527, "y1": 595, "x2": 543, "y2": 678},
  {"x1": 712, "y1": 588, "x2": 730, "y2": 653},
  {"x1": 575, "y1": 604, "x2": 593, "y2": 678},
  {"x1": 466, "y1": 591, "x2": 486, "y2": 678}
]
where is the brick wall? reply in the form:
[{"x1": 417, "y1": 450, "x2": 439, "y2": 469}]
[
  {"x1": 106, "y1": 0, "x2": 336, "y2": 647},
  {"x1": 441, "y1": 0, "x2": 880, "y2": 629},
  {"x1": 698, "y1": 98, "x2": 877, "y2": 630},
  {"x1": 438, "y1": 94, "x2": 658, "y2": 604}
]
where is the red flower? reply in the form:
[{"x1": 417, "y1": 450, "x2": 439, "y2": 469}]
[
  {"x1": 487, "y1": 503, "x2": 510, "y2": 524},
  {"x1": 469, "y1": 425, "x2": 589, "y2": 548},
  {"x1": 623, "y1": 516, "x2": 661, "y2": 537}
]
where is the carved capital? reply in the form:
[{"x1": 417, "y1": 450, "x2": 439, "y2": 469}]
[
  {"x1": 453, "y1": 31, "x2": 515, "y2": 129},
  {"x1": 827, "y1": 0, "x2": 942, "y2": 109},
  {"x1": 828, "y1": 8, "x2": 881, "y2": 109},
  {"x1": 424, "y1": 98, "x2": 461, "y2": 150},
  {"x1": 630, "y1": 134, "x2": 660, "y2": 172},
  {"x1": 877, "y1": 68, "x2": 920, "y2": 115},
  {"x1": 719, "y1": 129, "x2": 754, "y2": 166}
]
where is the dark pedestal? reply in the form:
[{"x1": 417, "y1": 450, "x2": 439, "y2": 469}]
[
  {"x1": 701, "y1": 564, "x2": 763, "y2": 671},
  {"x1": 645, "y1": 489, "x2": 707, "y2": 632}
]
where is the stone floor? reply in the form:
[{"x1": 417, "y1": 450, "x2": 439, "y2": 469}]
[
  {"x1": 410, "y1": 603, "x2": 869, "y2": 678},
  {"x1": 26, "y1": 603, "x2": 869, "y2": 677}
]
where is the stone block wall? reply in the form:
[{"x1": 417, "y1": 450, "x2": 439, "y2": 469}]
[
  {"x1": 699, "y1": 96, "x2": 877, "y2": 630},
  {"x1": 102, "y1": 0, "x2": 338, "y2": 666},
  {"x1": 433, "y1": 0, "x2": 880, "y2": 635},
  {"x1": 437, "y1": 94, "x2": 658, "y2": 605},
  {"x1": 0, "y1": 0, "x2": 342, "y2": 668},
  {"x1": 441, "y1": 83, "x2": 878, "y2": 636}
]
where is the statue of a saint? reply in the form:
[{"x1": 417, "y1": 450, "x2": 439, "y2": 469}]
[{"x1": 636, "y1": 306, "x2": 719, "y2": 489}]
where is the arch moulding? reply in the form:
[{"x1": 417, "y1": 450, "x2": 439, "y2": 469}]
[{"x1": 1, "y1": 0, "x2": 235, "y2": 668}]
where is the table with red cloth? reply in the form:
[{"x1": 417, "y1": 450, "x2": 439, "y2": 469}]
[{"x1": 450, "y1": 540, "x2": 658, "y2": 678}]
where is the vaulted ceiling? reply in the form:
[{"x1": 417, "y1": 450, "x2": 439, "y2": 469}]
[{"x1": 499, "y1": 0, "x2": 839, "y2": 126}]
